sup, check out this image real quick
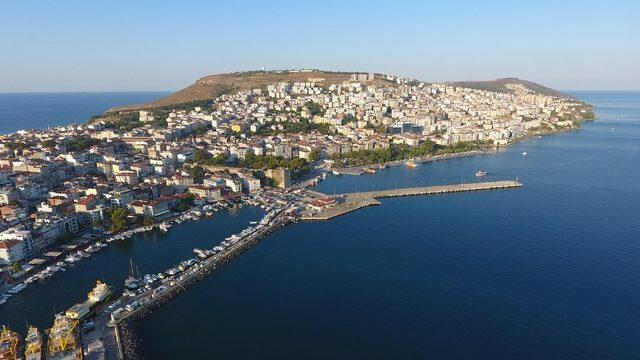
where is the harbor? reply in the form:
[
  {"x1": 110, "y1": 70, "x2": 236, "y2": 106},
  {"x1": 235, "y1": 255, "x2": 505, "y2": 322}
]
[
  {"x1": 1, "y1": 176, "x2": 524, "y2": 359},
  {"x1": 0, "y1": 202, "x2": 266, "y2": 354}
]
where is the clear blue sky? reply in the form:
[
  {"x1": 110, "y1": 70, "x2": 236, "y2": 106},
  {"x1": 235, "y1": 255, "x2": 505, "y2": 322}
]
[{"x1": 1, "y1": 0, "x2": 637, "y2": 92}]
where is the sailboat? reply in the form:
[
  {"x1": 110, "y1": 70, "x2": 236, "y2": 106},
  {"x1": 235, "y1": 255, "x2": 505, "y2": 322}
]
[{"x1": 124, "y1": 258, "x2": 141, "y2": 290}]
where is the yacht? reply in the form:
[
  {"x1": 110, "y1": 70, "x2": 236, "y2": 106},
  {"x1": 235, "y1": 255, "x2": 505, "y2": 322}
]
[{"x1": 475, "y1": 170, "x2": 487, "y2": 177}]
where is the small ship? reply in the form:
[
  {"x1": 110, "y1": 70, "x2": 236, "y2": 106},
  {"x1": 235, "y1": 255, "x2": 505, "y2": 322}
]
[
  {"x1": 46, "y1": 314, "x2": 82, "y2": 360},
  {"x1": 0, "y1": 326, "x2": 20, "y2": 360},
  {"x1": 24, "y1": 326, "x2": 43, "y2": 360},
  {"x1": 65, "y1": 281, "x2": 113, "y2": 320}
]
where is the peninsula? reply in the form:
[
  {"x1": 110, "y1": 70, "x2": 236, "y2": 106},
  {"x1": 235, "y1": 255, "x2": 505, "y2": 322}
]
[{"x1": 0, "y1": 69, "x2": 592, "y2": 359}]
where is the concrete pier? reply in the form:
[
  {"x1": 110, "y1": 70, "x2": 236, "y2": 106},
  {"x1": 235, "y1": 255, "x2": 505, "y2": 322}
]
[
  {"x1": 343, "y1": 180, "x2": 523, "y2": 199},
  {"x1": 304, "y1": 180, "x2": 522, "y2": 221}
]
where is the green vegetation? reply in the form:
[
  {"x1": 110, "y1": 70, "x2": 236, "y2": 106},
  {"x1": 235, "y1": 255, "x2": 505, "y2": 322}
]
[
  {"x1": 42, "y1": 139, "x2": 57, "y2": 148},
  {"x1": 308, "y1": 148, "x2": 321, "y2": 162},
  {"x1": 253, "y1": 119, "x2": 333, "y2": 136},
  {"x1": 172, "y1": 193, "x2": 195, "y2": 212},
  {"x1": 11, "y1": 262, "x2": 22, "y2": 273},
  {"x1": 4, "y1": 141, "x2": 32, "y2": 153},
  {"x1": 104, "y1": 112, "x2": 142, "y2": 131},
  {"x1": 333, "y1": 140, "x2": 487, "y2": 167},
  {"x1": 143, "y1": 215, "x2": 155, "y2": 226},
  {"x1": 582, "y1": 110, "x2": 597, "y2": 120},
  {"x1": 188, "y1": 165, "x2": 206, "y2": 183},
  {"x1": 343, "y1": 114, "x2": 357, "y2": 123},
  {"x1": 63, "y1": 135, "x2": 101, "y2": 152},
  {"x1": 195, "y1": 151, "x2": 310, "y2": 180},
  {"x1": 238, "y1": 153, "x2": 309, "y2": 175},
  {"x1": 305, "y1": 101, "x2": 325, "y2": 116},
  {"x1": 193, "y1": 150, "x2": 229, "y2": 166},
  {"x1": 108, "y1": 207, "x2": 129, "y2": 233}
]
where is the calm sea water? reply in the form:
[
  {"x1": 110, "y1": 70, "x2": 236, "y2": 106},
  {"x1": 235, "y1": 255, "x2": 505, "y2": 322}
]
[
  {"x1": 0, "y1": 206, "x2": 264, "y2": 333},
  {"x1": 0, "y1": 92, "x2": 170, "y2": 134},
  {"x1": 1, "y1": 91, "x2": 639, "y2": 359},
  {"x1": 139, "y1": 91, "x2": 640, "y2": 359}
]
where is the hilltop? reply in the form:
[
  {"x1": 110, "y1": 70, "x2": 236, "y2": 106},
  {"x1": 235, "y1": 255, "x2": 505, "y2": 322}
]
[
  {"x1": 108, "y1": 70, "x2": 382, "y2": 112},
  {"x1": 447, "y1": 78, "x2": 574, "y2": 99},
  {"x1": 104, "y1": 71, "x2": 575, "y2": 116}
]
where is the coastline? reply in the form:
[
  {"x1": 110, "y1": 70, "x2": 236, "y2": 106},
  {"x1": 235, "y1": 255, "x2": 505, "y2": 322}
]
[{"x1": 334, "y1": 119, "x2": 596, "y2": 174}]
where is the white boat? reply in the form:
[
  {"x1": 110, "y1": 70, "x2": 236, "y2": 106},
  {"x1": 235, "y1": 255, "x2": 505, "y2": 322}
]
[
  {"x1": 475, "y1": 170, "x2": 487, "y2": 177},
  {"x1": 522, "y1": 152, "x2": 528, "y2": 157},
  {"x1": 87, "y1": 280, "x2": 113, "y2": 303}
]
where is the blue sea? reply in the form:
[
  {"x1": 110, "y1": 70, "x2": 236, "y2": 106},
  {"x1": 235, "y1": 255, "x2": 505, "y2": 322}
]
[
  {"x1": 0, "y1": 92, "x2": 170, "y2": 134},
  {"x1": 1, "y1": 91, "x2": 639, "y2": 359}
]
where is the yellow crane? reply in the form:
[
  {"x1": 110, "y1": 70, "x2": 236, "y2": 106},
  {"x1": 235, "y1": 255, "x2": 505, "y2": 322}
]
[
  {"x1": 46, "y1": 315, "x2": 81, "y2": 358},
  {"x1": 0, "y1": 325, "x2": 19, "y2": 360}
]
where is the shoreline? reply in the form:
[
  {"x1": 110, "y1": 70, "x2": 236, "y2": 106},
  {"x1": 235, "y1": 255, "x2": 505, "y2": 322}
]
[{"x1": 333, "y1": 120, "x2": 596, "y2": 175}]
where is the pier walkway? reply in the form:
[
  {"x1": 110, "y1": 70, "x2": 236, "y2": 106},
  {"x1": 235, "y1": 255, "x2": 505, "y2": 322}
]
[
  {"x1": 304, "y1": 180, "x2": 522, "y2": 220},
  {"x1": 343, "y1": 180, "x2": 523, "y2": 199},
  {"x1": 107, "y1": 210, "x2": 291, "y2": 359}
]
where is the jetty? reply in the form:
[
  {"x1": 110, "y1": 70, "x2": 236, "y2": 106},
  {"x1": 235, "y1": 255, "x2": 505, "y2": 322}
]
[
  {"x1": 303, "y1": 180, "x2": 522, "y2": 220},
  {"x1": 104, "y1": 209, "x2": 293, "y2": 359},
  {"x1": 343, "y1": 180, "x2": 522, "y2": 199}
]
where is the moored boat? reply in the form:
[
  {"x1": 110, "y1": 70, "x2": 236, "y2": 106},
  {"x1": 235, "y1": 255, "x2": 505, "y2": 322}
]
[
  {"x1": 24, "y1": 325, "x2": 43, "y2": 360},
  {"x1": 0, "y1": 325, "x2": 20, "y2": 360},
  {"x1": 46, "y1": 314, "x2": 82, "y2": 360}
]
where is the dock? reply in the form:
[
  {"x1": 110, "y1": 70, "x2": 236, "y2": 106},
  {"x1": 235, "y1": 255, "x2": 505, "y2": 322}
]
[
  {"x1": 303, "y1": 180, "x2": 522, "y2": 220},
  {"x1": 107, "y1": 210, "x2": 292, "y2": 359},
  {"x1": 343, "y1": 180, "x2": 523, "y2": 199},
  {"x1": 302, "y1": 196, "x2": 381, "y2": 220}
]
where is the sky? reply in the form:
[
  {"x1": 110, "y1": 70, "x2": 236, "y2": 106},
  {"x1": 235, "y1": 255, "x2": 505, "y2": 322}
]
[{"x1": 0, "y1": 0, "x2": 638, "y2": 92}]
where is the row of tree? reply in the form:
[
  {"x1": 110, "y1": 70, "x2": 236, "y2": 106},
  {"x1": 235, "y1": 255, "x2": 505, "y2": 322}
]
[{"x1": 333, "y1": 140, "x2": 487, "y2": 167}]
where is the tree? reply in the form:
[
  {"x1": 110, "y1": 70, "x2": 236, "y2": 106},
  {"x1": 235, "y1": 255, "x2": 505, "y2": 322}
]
[
  {"x1": 305, "y1": 101, "x2": 325, "y2": 116},
  {"x1": 109, "y1": 207, "x2": 129, "y2": 233},
  {"x1": 143, "y1": 215, "x2": 154, "y2": 226},
  {"x1": 189, "y1": 165, "x2": 206, "y2": 183},
  {"x1": 42, "y1": 139, "x2": 56, "y2": 148},
  {"x1": 11, "y1": 262, "x2": 22, "y2": 273},
  {"x1": 308, "y1": 148, "x2": 321, "y2": 162},
  {"x1": 343, "y1": 114, "x2": 356, "y2": 123},
  {"x1": 64, "y1": 136, "x2": 101, "y2": 152}
]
